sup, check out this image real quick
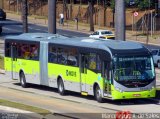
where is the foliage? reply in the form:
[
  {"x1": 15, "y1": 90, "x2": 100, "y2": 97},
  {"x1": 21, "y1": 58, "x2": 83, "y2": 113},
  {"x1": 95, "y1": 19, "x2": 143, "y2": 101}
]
[
  {"x1": 110, "y1": 0, "x2": 115, "y2": 11},
  {"x1": 134, "y1": 0, "x2": 154, "y2": 10},
  {"x1": 110, "y1": 0, "x2": 155, "y2": 11}
]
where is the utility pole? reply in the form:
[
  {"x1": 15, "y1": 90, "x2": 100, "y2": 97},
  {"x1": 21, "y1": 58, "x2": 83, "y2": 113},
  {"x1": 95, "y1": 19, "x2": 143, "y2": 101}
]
[
  {"x1": 89, "y1": 0, "x2": 94, "y2": 32},
  {"x1": 48, "y1": 0, "x2": 56, "y2": 34},
  {"x1": 0, "y1": 0, "x2": 4, "y2": 9},
  {"x1": 22, "y1": 0, "x2": 28, "y2": 33},
  {"x1": 115, "y1": 0, "x2": 126, "y2": 40}
]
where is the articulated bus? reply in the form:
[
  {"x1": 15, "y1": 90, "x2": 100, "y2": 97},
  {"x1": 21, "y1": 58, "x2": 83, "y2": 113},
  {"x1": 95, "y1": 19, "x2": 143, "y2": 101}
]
[{"x1": 4, "y1": 33, "x2": 156, "y2": 102}]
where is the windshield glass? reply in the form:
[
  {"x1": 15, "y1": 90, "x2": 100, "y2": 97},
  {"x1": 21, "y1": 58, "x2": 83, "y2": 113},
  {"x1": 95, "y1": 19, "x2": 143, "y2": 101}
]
[
  {"x1": 101, "y1": 31, "x2": 113, "y2": 35},
  {"x1": 113, "y1": 56, "x2": 155, "y2": 81}
]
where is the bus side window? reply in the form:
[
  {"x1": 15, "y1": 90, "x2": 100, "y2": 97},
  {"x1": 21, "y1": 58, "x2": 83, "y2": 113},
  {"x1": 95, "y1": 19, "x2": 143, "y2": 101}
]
[
  {"x1": 88, "y1": 53, "x2": 96, "y2": 70},
  {"x1": 30, "y1": 45, "x2": 39, "y2": 60},
  {"x1": 57, "y1": 47, "x2": 67, "y2": 65},
  {"x1": 67, "y1": 48, "x2": 78, "y2": 66},
  {"x1": 48, "y1": 46, "x2": 57, "y2": 63},
  {"x1": 5, "y1": 42, "x2": 11, "y2": 57},
  {"x1": 18, "y1": 44, "x2": 30, "y2": 59}
]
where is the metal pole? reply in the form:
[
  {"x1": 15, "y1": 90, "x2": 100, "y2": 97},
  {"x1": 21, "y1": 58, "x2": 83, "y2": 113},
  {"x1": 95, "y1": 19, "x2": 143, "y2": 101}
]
[
  {"x1": 115, "y1": 0, "x2": 126, "y2": 40},
  {"x1": 22, "y1": 0, "x2": 28, "y2": 33},
  {"x1": 153, "y1": 14, "x2": 157, "y2": 33},
  {"x1": 0, "y1": 0, "x2": 3, "y2": 9},
  {"x1": 89, "y1": 0, "x2": 94, "y2": 32},
  {"x1": 48, "y1": 0, "x2": 56, "y2": 34}
]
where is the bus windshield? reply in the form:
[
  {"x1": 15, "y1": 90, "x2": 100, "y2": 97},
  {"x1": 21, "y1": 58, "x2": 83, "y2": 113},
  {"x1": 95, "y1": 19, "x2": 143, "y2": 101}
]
[{"x1": 113, "y1": 56, "x2": 155, "y2": 81}]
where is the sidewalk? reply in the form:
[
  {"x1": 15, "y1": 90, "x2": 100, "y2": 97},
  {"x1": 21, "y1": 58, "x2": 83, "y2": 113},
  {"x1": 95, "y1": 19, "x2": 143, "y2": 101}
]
[
  {"x1": 5, "y1": 12, "x2": 160, "y2": 46},
  {"x1": 0, "y1": 105, "x2": 43, "y2": 119}
]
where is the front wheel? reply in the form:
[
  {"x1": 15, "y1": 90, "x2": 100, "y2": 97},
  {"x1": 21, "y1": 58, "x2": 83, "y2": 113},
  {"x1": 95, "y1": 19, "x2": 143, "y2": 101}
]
[
  {"x1": 94, "y1": 85, "x2": 103, "y2": 103},
  {"x1": 20, "y1": 72, "x2": 27, "y2": 88},
  {"x1": 58, "y1": 78, "x2": 65, "y2": 95}
]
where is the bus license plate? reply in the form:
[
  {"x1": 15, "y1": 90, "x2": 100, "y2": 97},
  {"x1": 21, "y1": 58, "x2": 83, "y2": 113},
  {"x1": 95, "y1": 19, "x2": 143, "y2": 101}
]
[{"x1": 133, "y1": 94, "x2": 141, "y2": 97}]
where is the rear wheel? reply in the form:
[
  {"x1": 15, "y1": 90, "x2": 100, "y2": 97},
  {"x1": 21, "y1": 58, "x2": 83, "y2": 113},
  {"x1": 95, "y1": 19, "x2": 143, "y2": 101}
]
[
  {"x1": 94, "y1": 85, "x2": 103, "y2": 103},
  {"x1": 58, "y1": 78, "x2": 65, "y2": 95},
  {"x1": 20, "y1": 72, "x2": 27, "y2": 88}
]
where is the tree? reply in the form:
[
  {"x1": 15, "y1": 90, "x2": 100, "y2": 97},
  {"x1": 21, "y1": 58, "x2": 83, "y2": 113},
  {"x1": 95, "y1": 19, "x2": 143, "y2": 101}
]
[
  {"x1": 110, "y1": 0, "x2": 115, "y2": 27},
  {"x1": 134, "y1": 0, "x2": 154, "y2": 10}
]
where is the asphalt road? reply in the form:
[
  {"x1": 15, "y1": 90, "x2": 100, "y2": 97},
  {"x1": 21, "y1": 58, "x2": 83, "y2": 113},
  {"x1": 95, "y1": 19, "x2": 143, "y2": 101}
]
[{"x1": 0, "y1": 19, "x2": 88, "y2": 38}]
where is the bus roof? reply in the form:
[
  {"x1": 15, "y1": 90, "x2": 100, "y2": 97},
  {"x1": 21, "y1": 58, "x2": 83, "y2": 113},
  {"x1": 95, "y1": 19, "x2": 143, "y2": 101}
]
[
  {"x1": 6, "y1": 33, "x2": 149, "y2": 56},
  {"x1": 5, "y1": 33, "x2": 67, "y2": 41}
]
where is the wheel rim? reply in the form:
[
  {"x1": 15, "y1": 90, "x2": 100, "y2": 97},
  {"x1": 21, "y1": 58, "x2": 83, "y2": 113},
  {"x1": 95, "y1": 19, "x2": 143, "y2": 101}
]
[
  {"x1": 59, "y1": 81, "x2": 63, "y2": 92},
  {"x1": 96, "y1": 87, "x2": 101, "y2": 99},
  {"x1": 21, "y1": 75, "x2": 24, "y2": 85}
]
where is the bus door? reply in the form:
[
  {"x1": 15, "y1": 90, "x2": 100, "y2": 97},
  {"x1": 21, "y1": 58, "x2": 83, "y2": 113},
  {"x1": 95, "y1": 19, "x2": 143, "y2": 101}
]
[
  {"x1": 104, "y1": 62, "x2": 111, "y2": 95},
  {"x1": 11, "y1": 44, "x2": 17, "y2": 79},
  {"x1": 80, "y1": 54, "x2": 88, "y2": 93}
]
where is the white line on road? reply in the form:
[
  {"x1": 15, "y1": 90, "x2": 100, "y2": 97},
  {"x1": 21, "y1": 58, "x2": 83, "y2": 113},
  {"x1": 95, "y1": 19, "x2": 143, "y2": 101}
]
[
  {"x1": 18, "y1": 25, "x2": 47, "y2": 32},
  {"x1": 3, "y1": 27, "x2": 21, "y2": 32}
]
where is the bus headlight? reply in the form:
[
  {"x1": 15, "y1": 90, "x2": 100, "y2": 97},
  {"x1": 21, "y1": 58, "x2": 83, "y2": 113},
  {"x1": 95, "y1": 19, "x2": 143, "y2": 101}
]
[{"x1": 115, "y1": 87, "x2": 123, "y2": 93}]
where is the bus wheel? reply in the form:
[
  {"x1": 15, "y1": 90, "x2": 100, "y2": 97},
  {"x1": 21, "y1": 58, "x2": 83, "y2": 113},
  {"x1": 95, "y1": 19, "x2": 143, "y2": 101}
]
[
  {"x1": 58, "y1": 78, "x2": 65, "y2": 95},
  {"x1": 94, "y1": 85, "x2": 103, "y2": 103},
  {"x1": 20, "y1": 72, "x2": 27, "y2": 88}
]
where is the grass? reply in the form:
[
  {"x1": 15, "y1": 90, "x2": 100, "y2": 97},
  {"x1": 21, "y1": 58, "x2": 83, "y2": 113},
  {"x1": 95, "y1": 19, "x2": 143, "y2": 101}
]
[
  {"x1": 0, "y1": 99, "x2": 51, "y2": 116},
  {"x1": 0, "y1": 56, "x2": 4, "y2": 69}
]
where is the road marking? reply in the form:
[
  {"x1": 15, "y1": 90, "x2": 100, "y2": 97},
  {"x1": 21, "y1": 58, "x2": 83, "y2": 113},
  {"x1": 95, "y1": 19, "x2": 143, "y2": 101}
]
[
  {"x1": 28, "y1": 26, "x2": 47, "y2": 32},
  {"x1": 3, "y1": 27, "x2": 21, "y2": 32}
]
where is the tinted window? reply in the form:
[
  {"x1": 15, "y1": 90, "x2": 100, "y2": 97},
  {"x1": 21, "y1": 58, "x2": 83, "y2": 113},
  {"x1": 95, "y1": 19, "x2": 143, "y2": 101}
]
[
  {"x1": 87, "y1": 53, "x2": 101, "y2": 72},
  {"x1": 57, "y1": 47, "x2": 67, "y2": 65},
  {"x1": 16, "y1": 43, "x2": 39, "y2": 60},
  {"x1": 67, "y1": 48, "x2": 78, "y2": 66},
  {"x1": 5, "y1": 41, "x2": 39, "y2": 60},
  {"x1": 5, "y1": 42, "x2": 11, "y2": 57},
  {"x1": 48, "y1": 46, "x2": 57, "y2": 63},
  {"x1": 101, "y1": 31, "x2": 113, "y2": 35},
  {"x1": 92, "y1": 32, "x2": 99, "y2": 35},
  {"x1": 48, "y1": 45, "x2": 79, "y2": 67}
]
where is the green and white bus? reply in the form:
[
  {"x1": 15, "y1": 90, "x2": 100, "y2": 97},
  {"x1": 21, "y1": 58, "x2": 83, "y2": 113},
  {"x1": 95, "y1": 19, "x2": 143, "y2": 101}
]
[{"x1": 4, "y1": 33, "x2": 156, "y2": 102}]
